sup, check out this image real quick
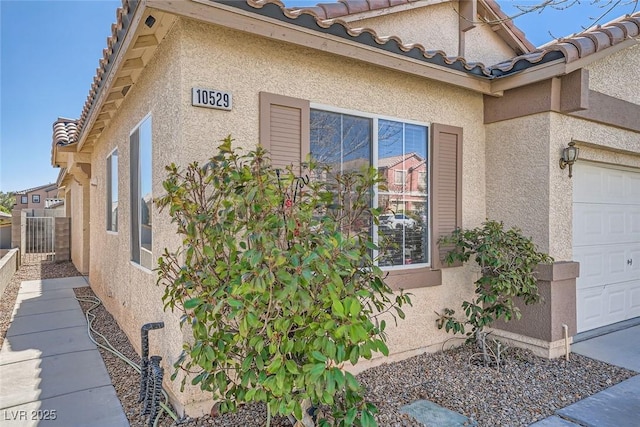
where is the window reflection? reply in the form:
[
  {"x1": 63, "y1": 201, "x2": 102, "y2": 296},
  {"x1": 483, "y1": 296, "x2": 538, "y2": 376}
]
[
  {"x1": 377, "y1": 120, "x2": 428, "y2": 267},
  {"x1": 107, "y1": 150, "x2": 118, "y2": 232},
  {"x1": 310, "y1": 110, "x2": 429, "y2": 267},
  {"x1": 139, "y1": 117, "x2": 152, "y2": 253}
]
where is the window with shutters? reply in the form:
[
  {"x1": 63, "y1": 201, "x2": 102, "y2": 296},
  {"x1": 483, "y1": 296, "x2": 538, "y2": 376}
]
[
  {"x1": 310, "y1": 107, "x2": 430, "y2": 268},
  {"x1": 260, "y1": 93, "x2": 461, "y2": 286}
]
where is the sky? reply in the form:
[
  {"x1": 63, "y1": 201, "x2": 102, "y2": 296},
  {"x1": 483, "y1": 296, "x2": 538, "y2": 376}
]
[{"x1": 1, "y1": 0, "x2": 636, "y2": 193}]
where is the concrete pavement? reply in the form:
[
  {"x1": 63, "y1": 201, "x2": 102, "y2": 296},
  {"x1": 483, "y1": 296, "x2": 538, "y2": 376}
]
[
  {"x1": 0, "y1": 277, "x2": 128, "y2": 427},
  {"x1": 530, "y1": 324, "x2": 640, "y2": 427}
]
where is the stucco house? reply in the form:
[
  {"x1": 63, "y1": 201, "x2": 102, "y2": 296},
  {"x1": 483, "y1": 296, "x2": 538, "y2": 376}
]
[{"x1": 50, "y1": 0, "x2": 640, "y2": 415}]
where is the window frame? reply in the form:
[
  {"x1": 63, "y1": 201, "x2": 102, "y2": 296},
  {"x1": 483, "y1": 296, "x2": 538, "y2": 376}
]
[
  {"x1": 106, "y1": 147, "x2": 118, "y2": 233},
  {"x1": 310, "y1": 103, "x2": 431, "y2": 271},
  {"x1": 21, "y1": 195, "x2": 28, "y2": 204},
  {"x1": 394, "y1": 169, "x2": 407, "y2": 185},
  {"x1": 130, "y1": 114, "x2": 153, "y2": 270},
  {"x1": 32, "y1": 194, "x2": 40, "y2": 204}
]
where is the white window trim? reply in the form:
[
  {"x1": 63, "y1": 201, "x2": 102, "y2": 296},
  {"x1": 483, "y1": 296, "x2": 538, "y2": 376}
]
[
  {"x1": 130, "y1": 113, "x2": 153, "y2": 268},
  {"x1": 310, "y1": 103, "x2": 432, "y2": 270},
  {"x1": 106, "y1": 147, "x2": 118, "y2": 234}
]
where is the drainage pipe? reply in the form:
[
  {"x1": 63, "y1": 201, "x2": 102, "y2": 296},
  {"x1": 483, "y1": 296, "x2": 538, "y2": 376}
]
[{"x1": 562, "y1": 324, "x2": 570, "y2": 361}]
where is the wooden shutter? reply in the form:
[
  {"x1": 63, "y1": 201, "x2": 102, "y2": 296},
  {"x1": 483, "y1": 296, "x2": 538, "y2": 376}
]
[
  {"x1": 431, "y1": 123, "x2": 463, "y2": 269},
  {"x1": 259, "y1": 92, "x2": 310, "y2": 174}
]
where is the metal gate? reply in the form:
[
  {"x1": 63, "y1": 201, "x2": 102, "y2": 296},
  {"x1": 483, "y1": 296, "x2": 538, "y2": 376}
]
[{"x1": 22, "y1": 217, "x2": 55, "y2": 263}]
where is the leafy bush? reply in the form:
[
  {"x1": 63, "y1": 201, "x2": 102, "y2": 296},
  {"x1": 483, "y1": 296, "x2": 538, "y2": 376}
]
[
  {"x1": 156, "y1": 137, "x2": 411, "y2": 426},
  {"x1": 435, "y1": 220, "x2": 553, "y2": 342}
]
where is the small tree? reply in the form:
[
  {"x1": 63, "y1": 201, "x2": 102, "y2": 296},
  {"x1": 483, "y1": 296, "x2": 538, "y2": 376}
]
[
  {"x1": 435, "y1": 221, "x2": 553, "y2": 350},
  {"x1": 156, "y1": 137, "x2": 410, "y2": 426}
]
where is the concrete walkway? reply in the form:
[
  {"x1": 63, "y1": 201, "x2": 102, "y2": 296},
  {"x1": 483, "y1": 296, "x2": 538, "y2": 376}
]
[
  {"x1": 530, "y1": 324, "x2": 640, "y2": 427},
  {"x1": 0, "y1": 277, "x2": 128, "y2": 427}
]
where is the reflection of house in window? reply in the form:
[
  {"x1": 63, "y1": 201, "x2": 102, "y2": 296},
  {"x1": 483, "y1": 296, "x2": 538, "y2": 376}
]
[{"x1": 377, "y1": 152, "x2": 427, "y2": 214}]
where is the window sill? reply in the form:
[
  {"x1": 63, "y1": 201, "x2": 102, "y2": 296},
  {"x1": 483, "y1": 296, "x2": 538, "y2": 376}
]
[{"x1": 385, "y1": 267, "x2": 442, "y2": 290}]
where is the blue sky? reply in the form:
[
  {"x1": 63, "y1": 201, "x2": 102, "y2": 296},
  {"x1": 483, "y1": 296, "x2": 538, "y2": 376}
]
[{"x1": 0, "y1": 0, "x2": 636, "y2": 193}]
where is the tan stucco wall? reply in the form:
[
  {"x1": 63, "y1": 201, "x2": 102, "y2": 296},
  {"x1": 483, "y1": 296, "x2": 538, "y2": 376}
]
[
  {"x1": 587, "y1": 43, "x2": 640, "y2": 104},
  {"x1": 354, "y1": 2, "x2": 516, "y2": 65},
  {"x1": 88, "y1": 19, "x2": 190, "y2": 410},
  {"x1": 88, "y1": 15, "x2": 490, "y2": 414},
  {"x1": 486, "y1": 111, "x2": 640, "y2": 262},
  {"x1": 485, "y1": 114, "x2": 553, "y2": 254},
  {"x1": 68, "y1": 179, "x2": 89, "y2": 274}
]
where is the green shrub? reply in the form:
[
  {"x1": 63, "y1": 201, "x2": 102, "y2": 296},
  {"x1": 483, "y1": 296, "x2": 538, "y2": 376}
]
[
  {"x1": 436, "y1": 220, "x2": 553, "y2": 341},
  {"x1": 156, "y1": 137, "x2": 411, "y2": 426}
]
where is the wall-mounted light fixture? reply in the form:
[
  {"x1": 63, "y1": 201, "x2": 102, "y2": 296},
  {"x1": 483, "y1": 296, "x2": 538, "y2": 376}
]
[{"x1": 559, "y1": 141, "x2": 579, "y2": 178}]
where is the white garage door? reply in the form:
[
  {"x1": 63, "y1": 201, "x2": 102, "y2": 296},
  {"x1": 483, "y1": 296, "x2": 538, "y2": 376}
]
[{"x1": 573, "y1": 162, "x2": 640, "y2": 332}]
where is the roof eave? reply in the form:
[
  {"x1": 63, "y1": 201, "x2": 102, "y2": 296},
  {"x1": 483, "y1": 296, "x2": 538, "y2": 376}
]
[
  {"x1": 77, "y1": 0, "x2": 147, "y2": 152},
  {"x1": 148, "y1": 0, "x2": 494, "y2": 94}
]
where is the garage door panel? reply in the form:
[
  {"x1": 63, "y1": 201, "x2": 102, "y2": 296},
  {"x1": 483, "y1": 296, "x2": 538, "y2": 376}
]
[
  {"x1": 631, "y1": 209, "x2": 640, "y2": 238},
  {"x1": 626, "y1": 175, "x2": 640, "y2": 202},
  {"x1": 577, "y1": 287, "x2": 603, "y2": 329},
  {"x1": 574, "y1": 163, "x2": 640, "y2": 333},
  {"x1": 573, "y1": 248, "x2": 604, "y2": 289},
  {"x1": 608, "y1": 288, "x2": 626, "y2": 316},
  {"x1": 574, "y1": 167, "x2": 604, "y2": 202},
  {"x1": 574, "y1": 205, "x2": 637, "y2": 246},
  {"x1": 629, "y1": 282, "x2": 640, "y2": 315}
]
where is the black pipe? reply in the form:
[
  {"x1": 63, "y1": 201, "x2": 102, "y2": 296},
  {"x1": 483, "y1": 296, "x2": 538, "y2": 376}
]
[{"x1": 139, "y1": 322, "x2": 164, "y2": 403}]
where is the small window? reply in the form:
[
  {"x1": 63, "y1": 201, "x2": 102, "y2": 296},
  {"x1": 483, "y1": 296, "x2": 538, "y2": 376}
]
[
  {"x1": 107, "y1": 149, "x2": 118, "y2": 232},
  {"x1": 32, "y1": 195, "x2": 40, "y2": 203},
  {"x1": 131, "y1": 116, "x2": 152, "y2": 269},
  {"x1": 394, "y1": 170, "x2": 406, "y2": 185},
  {"x1": 21, "y1": 195, "x2": 28, "y2": 204}
]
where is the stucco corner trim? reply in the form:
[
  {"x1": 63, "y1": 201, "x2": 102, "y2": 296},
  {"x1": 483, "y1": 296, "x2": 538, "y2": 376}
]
[{"x1": 535, "y1": 261, "x2": 579, "y2": 282}]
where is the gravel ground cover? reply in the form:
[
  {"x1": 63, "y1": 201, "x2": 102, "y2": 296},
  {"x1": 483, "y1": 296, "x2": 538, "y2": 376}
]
[{"x1": 2, "y1": 261, "x2": 637, "y2": 426}]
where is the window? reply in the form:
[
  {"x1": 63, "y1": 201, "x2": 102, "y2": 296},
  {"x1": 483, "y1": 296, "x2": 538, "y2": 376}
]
[
  {"x1": 106, "y1": 149, "x2": 118, "y2": 232},
  {"x1": 260, "y1": 92, "x2": 462, "y2": 288},
  {"x1": 130, "y1": 116, "x2": 152, "y2": 268},
  {"x1": 310, "y1": 108, "x2": 429, "y2": 268},
  {"x1": 32, "y1": 195, "x2": 40, "y2": 203},
  {"x1": 21, "y1": 196, "x2": 28, "y2": 204}
]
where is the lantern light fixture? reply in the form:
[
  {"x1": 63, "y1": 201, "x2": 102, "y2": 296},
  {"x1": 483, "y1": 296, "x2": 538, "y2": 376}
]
[{"x1": 560, "y1": 141, "x2": 579, "y2": 178}]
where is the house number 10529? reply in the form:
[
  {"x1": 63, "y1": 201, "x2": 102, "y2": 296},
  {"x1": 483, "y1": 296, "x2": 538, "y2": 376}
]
[{"x1": 192, "y1": 87, "x2": 232, "y2": 111}]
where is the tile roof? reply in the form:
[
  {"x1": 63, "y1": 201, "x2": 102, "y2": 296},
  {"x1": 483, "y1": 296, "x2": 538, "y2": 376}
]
[
  {"x1": 230, "y1": 0, "x2": 498, "y2": 77},
  {"x1": 378, "y1": 152, "x2": 424, "y2": 168},
  {"x1": 52, "y1": 118, "x2": 79, "y2": 146},
  {"x1": 77, "y1": 0, "x2": 136, "y2": 134},
  {"x1": 68, "y1": 0, "x2": 639, "y2": 149},
  {"x1": 291, "y1": 0, "x2": 536, "y2": 53},
  {"x1": 290, "y1": 0, "x2": 420, "y2": 20},
  {"x1": 14, "y1": 183, "x2": 57, "y2": 195},
  {"x1": 491, "y1": 12, "x2": 640, "y2": 76}
]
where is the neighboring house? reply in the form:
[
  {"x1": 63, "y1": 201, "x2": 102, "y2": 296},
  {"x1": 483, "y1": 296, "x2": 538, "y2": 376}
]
[
  {"x1": 49, "y1": 0, "x2": 640, "y2": 416},
  {"x1": 10, "y1": 183, "x2": 64, "y2": 250},
  {"x1": 12, "y1": 183, "x2": 59, "y2": 211}
]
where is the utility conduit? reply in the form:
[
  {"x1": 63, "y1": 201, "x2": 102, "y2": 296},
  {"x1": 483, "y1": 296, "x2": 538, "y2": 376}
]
[{"x1": 76, "y1": 295, "x2": 178, "y2": 426}]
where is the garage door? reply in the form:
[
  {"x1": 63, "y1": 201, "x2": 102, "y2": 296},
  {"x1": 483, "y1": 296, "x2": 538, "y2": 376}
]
[{"x1": 573, "y1": 162, "x2": 640, "y2": 332}]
